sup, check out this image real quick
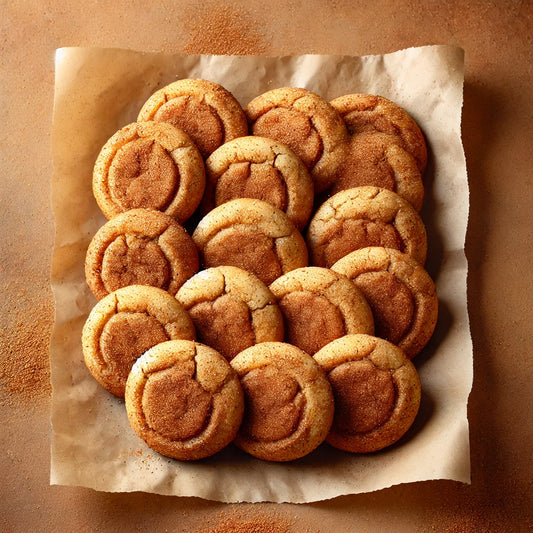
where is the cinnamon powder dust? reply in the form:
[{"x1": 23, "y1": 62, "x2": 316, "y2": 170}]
[
  {"x1": 183, "y1": 1, "x2": 270, "y2": 55},
  {"x1": 0, "y1": 281, "x2": 53, "y2": 407},
  {"x1": 194, "y1": 508, "x2": 318, "y2": 533}
]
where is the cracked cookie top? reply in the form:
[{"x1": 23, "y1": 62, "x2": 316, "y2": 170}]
[
  {"x1": 125, "y1": 340, "x2": 244, "y2": 460},
  {"x1": 137, "y1": 78, "x2": 248, "y2": 159},
  {"x1": 245, "y1": 87, "x2": 349, "y2": 194},
  {"x1": 202, "y1": 136, "x2": 314, "y2": 230},
  {"x1": 327, "y1": 131, "x2": 424, "y2": 211},
  {"x1": 192, "y1": 198, "x2": 308, "y2": 286},
  {"x1": 92, "y1": 121, "x2": 205, "y2": 223},
  {"x1": 330, "y1": 93, "x2": 427, "y2": 172},
  {"x1": 82, "y1": 285, "x2": 196, "y2": 397},
  {"x1": 230, "y1": 342, "x2": 334, "y2": 461},
  {"x1": 85, "y1": 208, "x2": 199, "y2": 300},
  {"x1": 307, "y1": 186, "x2": 427, "y2": 268},
  {"x1": 314, "y1": 334, "x2": 421, "y2": 453},
  {"x1": 269, "y1": 267, "x2": 374, "y2": 355},
  {"x1": 177, "y1": 266, "x2": 284, "y2": 361},
  {"x1": 331, "y1": 247, "x2": 438, "y2": 358}
]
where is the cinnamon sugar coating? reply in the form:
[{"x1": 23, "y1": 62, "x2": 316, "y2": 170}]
[
  {"x1": 81, "y1": 285, "x2": 195, "y2": 397},
  {"x1": 138, "y1": 78, "x2": 248, "y2": 158},
  {"x1": 314, "y1": 334, "x2": 421, "y2": 453},
  {"x1": 177, "y1": 266, "x2": 284, "y2": 361},
  {"x1": 203, "y1": 136, "x2": 314, "y2": 230},
  {"x1": 245, "y1": 87, "x2": 349, "y2": 194},
  {"x1": 307, "y1": 186, "x2": 427, "y2": 268},
  {"x1": 230, "y1": 342, "x2": 334, "y2": 461},
  {"x1": 328, "y1": 132, "x2": 424, "y2": 211},
  {"x1": 192, "y1": 198, "x2": 308, "y2": 286},
  {"x1": 269, "y1": 266, "x2": 374, "y2": 355},
  {"x1": 331, "y1": 247, "x2": 438, "y2": 359},
  {"x1": 330, "y1": 93, "x2": 428, "y2": 172},
  {"x1": 92, "y1": 121, "x2": 205, "y2": 223},
  {"x1": 125, "y1": 340, "x2": 244, "y2": 460},
  {"x1": 85, "y1": 208, "x2": 199, "y2": 300}
]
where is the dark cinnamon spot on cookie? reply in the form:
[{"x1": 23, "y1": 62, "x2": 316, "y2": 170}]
[
  {"x1": 216, "y1": 161, "x2": 288, "y2": 211},
  {"x1": 99, "y1": 312, "x2": 169, "y2": 383},
  {"x1": 203, "y1": 226, "x2": 282, "y2": 285},
  {"x1": 355, "y1": 271, "x2": 415, "y2": 344},
  {"x1": 252, "y1": 107, "x2": 322, "y2": 170},
  {"x1": 153, "y1": 96, "x2": 224, "y2": 157},
  {"x1": 278, "y1": 291, "x2": 346, "y2": 355},
  {"x1": 189, "y1": 293, "x2": 256, "y2": 360},
  {"x1": 317, "y1": 219, "x2": 403, "y2": 267},
  {"x1": 329, "y1": 359, "x2": 396, "y2": 435},
  {"x1": 240, "y1": 366, "x2": 303, "y2": 441},
  {"x1": 108, "y1": 138, "x2": 179, "y2": 211},
  {"x1": 101, "y1": 235, "x2": 171, "y2": 292},
  {"x1": 142, "y1": 366, "x2": 212, "y2": 440}
]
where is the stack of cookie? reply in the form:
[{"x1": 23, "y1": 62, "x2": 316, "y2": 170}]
[{"x1": 81, "y1": 79, "x2": 438, "y2": 462}]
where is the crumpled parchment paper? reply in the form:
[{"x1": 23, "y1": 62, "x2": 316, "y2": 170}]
[{"x1": 49, "y1": 45, "x2": 472, "y2": 503}]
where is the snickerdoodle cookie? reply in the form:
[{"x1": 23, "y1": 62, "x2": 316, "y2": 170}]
[
  {"x1": 85, "y1": 208, "x2": 199, "y2": 300},
  {"x1": 177, "y1": 266, "x2": 284, "y2": 361},
  {"x1": 328, "y1": 132, "x2": 424, "y2": 211},
  {"x1": 314, "y1": 334, "x2": 421, "y2": 453},
  {"x1": 202, "y1": 136, "x2": 314, "y2": 230},
  {"x1": 307, "y1": 186, "x2": 427, "y2": 268},
  {"x1": 92, "y1": 121, "x2": 205, "y2": 223},
  {"x1": 192, "y1": 198, "x2": 308, "y2": 286},
  {"x1": 137, "y1": 78, "x2": 248, "y2": 158},
  {"x1": 245, "y1": 87, "x2": 349, "y2": 194},
  {"x1": 269, "y1": 267, "x2": 374, "y2": 355},
  {"x1": 82, "y1": 285, "x2": 195, "y2": 397},
  {"x1": 330, "y1": 93, "x2": 427, "y2": 172},
  {"x1": 331, "y1": 247, "x2": 438, "y2": 359},
  {"x1": 230, "y1": 342, "x2": 334, "y2": 461},
  {"x1": 125, "y1": 340, "x2": 244, "y2": 460}
]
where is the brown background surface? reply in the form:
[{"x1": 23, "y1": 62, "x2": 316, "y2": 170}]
[{"x1": 1, "y1": 1, "x2": 532, "y2": 531}]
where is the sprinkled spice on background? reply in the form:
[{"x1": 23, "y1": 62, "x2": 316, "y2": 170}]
[
  {"x1": 0, "y1": 282, "x2": 53, "y2": 407},
  {"x1": 194, "y1": 509, "x2": 318, "y2": 533}
]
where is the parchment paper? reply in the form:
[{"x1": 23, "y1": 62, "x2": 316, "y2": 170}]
[{"x1": 49, "y1": 45, "x2": 472, "y2": 503}]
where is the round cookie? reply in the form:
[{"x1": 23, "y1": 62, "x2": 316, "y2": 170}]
[
  {"x1": 92, "y1": 121, "x2": 205, "y2": 223},
  {"x1": 137, "y1": 78, "x2": 248, "y2": 158},
  {"x1": 330, "y1": 93, "x2": 427, "y2": 172},
  {"x1": 177, "y1": 266, "x2": 284, "y2": 361},
  {"x1": 230, "y1": 342, "x2": 334, "y2": 461},
  {"x1": 192, "y1": 198, "x2": 308, "y2": 286},
  {"x1": 85, "y1": 208, "x2": 199, "y2": 300},
  {"x1": 331, "y1": 247, "x2": 438, "y2": 358},
  {"x1": 82, "y1": 285, "x2": 196, "y2": 397},
  {"x1": 202, "y1": 136, "x2": 314, "y2": 230},
  {"x1": 314, "y1": 334, "x2": 421, "y2": 453},
  {"x1": 269, "y1": 267, "x2": 374, "y2": 355},
  {"x1": 245, "y1": 87, "x2": 349, "y2": 194},
  {"x1": 125, "y1": 340, "x2": 244, "y2": 461},
  {"x1": 307, "y1": 186, "x2": 427, "y2": 268},
  {"x1": 328, "y1": 132, "x2": 424, "y2": 212}
]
